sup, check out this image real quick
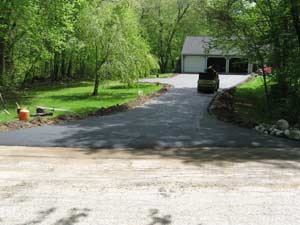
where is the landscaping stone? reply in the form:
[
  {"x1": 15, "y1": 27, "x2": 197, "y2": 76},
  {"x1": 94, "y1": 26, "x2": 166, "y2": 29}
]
[
  {"x1": 208, "y1": 76, "x2": 298, "y2": 142},
  {"x1": 276, "y1": 119, "x2": 289, "y2": 130},
  {"x1": 288, "y1": 130, "x2": 300, "y2": 140},
  {"x1": 254, "y1": 122, "x2": 299, "y2": 141},
  {"x1": 284, "y1": 129, "x2": 290, "y2": 137},
  {"x1": 275, "y1": 130, "x2": 284, "y2": 137}
]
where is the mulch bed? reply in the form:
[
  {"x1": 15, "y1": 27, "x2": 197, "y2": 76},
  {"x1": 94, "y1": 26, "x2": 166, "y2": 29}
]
[{"x1": 0, "y1": 84, "x2": 172, "y2": 132}]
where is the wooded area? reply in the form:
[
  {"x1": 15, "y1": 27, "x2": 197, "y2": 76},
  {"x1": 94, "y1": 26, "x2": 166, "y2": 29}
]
[
  {"x1": 0, "y1": 0, "x2": 300, "y2": 122},
  {"x1": 206, "y1": 0, "x2": 300, "y2": 123},
  {"x1": 0, "y1": 0, "x2": 205, "y2": 95}
]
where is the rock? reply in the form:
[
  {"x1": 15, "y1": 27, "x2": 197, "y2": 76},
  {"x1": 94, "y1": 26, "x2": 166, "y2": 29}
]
[
  {"x1": 254, "y1": 126, "x2": 261, "y2": 131},
  {"x1": 270, "y1": 128, "x2": 277, "y2": 135},
  {"x1": 288, "y1": 130, "x2": 300, "y2": 140},
  {"x1": 275, "y1": 130, "x2": 284, "y2": 137},
  {"x1": 276, "y1": 119, "x2": 289, "y2": 130},
  {"x1": 255, "y1": 124, "x2": 266, "y2": 133},
  {"x1": 284, "y1": 129, "x2": 290, "y2": 137}
]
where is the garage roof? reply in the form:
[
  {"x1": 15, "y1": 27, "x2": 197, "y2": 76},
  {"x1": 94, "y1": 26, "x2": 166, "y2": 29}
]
[{"x1": 181, "y1": 36, "x2": 241, "y2": 56}]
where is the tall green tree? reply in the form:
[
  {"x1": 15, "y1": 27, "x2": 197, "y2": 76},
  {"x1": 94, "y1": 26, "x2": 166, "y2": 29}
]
[
  {"x1": 138, "y1": 0, "x2": 205, "y2": 73},
  {"x1": 206, "y1": 0, "x2": 300, "y2": 122},
  {"x1": 79, "y1": 0, "x2": 157, "y2": 96}
]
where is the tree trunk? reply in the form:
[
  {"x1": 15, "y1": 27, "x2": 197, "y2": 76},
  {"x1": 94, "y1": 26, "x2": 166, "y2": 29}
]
[
  {"x1": 290, "y1": 0, "x2": 300, "y2": 48},
  {"x1": 159, "y1": 61, "x2": 166, "y2": 74},
  {"x1": 157, "y1": 1, "x2": 164, "y2": 74},
  {"x1": 0, "y1": 2, "x2": 9, "y2": 83},
  {"x1": 93, "y1": 45, "x2": 99, "y2": 96},
  {"x1": 257, "y1": 53, "x2": 269, "y2": 106},
  {"x1": 67, "y1": 54, "x2": 73, "y2": 79},
  {"x1": 52, "y1": 52, "x2": 60, "y2": 81},
  {"x1": 61, "y1": 51, "x2": 66, "y2": 79},
  {"x1": 44, "y1": 61, "x2": 49, "y2": 77},
  {"x1": 79, "y1": 54, "x2": 86, "y2": 79},
  {"x1": 265, "y1": 0, "x2": 282, "y2": 68},
  {"x1": 0, "y1": 39, "x2": 5, "y2": 81}
]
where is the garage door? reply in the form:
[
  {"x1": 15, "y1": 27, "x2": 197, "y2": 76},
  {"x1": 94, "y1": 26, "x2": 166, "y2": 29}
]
[
  {"x1": 207, "y1": 57, "x2": 226, "y2": 73},
  {"x1": 229, "y1": 58, "x2": 248, "y2": 73},
  {"x1": 183, "y1": 55, "x2": 205, "y2": 73}
]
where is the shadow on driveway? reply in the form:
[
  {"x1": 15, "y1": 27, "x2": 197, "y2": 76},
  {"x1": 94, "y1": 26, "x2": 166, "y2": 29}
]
[{"x1": 0, "y1": 88, "x2": 298, "y2": 149}]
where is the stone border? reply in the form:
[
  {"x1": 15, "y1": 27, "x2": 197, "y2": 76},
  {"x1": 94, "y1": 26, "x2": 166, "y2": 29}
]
[
  {"x1": 0, "y1": 84, "x2": 172, "y2": 132},
  {"x1": 208, "y1": 76, "x2": 300, "y2": 141}
]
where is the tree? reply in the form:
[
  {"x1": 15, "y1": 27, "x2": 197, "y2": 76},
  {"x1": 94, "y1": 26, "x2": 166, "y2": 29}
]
[
  {"x1": 206, "y1": 0, "x2": 300, "y2": 122},
  {"x1": 79, "y1": 0, "x2": 157, "y2": 96},
  {"x1": 138, "y1": 0, "x2": 204, "y2": 73}
]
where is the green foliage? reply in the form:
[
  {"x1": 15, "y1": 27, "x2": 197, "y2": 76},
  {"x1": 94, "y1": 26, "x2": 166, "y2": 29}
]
[
  {"x1": 0, "y1": 0, "x2": 207, "y2": 91},
  {"x1": 236, "y1": 76, "x2": 300, "y2": 125},
  {"x1": 235, "y1": 76, "x2": 275, "y2": 124},
  {"x1": 138, "y1": 0, "x2": 207, "y2": 73},
  {"x1": 0, "y1": 0, "x2": 158, "y2": 91},
  {"x1": 207, "y1": 0, "x2": 300, "y2": 121}
]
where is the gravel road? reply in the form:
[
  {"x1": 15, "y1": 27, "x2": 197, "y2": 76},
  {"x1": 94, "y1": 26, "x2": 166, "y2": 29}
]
[{"x1": 0, "y1": 146, "x2": 300, "y2": 225}]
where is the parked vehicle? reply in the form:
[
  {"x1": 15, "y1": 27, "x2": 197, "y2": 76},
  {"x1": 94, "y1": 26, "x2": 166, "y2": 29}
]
[
  {"x1": 256, "y1": 66, "x2": 272, "y2": 76},
  {"x1": 197, "y1": 67, "x2": 220, "y2": 93}
]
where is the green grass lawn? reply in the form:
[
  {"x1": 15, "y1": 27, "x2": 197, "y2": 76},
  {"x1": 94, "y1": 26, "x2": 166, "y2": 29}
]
[
  {"x1": 146, "y1": 73, "x2": 174, "y2": 78},
  {"x1": 234, "y1": 76, "x2": 274, "y2": 124},
  {"x1": 0, "y1": 81, "x2": 162, "y2": 123}
]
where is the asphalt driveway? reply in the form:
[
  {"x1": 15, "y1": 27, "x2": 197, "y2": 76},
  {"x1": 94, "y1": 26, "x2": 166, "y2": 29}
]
[{"x1": 0, "y1": 74, "x2": 298, "y2": 148}]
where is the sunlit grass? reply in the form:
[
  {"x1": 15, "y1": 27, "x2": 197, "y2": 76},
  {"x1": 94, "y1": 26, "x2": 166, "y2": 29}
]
[
  {"x1": 0, "y1": 81, "x2": 162, "y2": 123},
  {"x1": 234, "y1": 76, "x2": 274, "y2": 124}
]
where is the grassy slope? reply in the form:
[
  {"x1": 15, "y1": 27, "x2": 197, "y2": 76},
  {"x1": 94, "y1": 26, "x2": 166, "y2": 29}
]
[
  {"x1": 234, "y1": 76, "x2": 274, "y2": 124},
  {"x1": 0, "y1": 81, "x2": 162, "y2": 123}
]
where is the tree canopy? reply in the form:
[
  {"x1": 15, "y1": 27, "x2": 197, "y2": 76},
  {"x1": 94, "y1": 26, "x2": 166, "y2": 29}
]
[
  {"x1": 205, "y1": 0, "x2": 300, "y2": 122},
  {"x1": 0, "y1": 0, "x2": 207, "y2": 93}
]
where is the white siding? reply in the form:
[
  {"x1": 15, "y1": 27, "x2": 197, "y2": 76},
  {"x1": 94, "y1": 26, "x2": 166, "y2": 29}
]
[{"x1": 183, "y1": 55, "x2": 206, "y2": 73}]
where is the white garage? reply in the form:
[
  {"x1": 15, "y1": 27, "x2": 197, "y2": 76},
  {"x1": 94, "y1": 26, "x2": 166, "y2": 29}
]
[
  {"x1": 181, "y1": 36, "x2": 253, "y2": 74},
  {"x1": 183, "y1": 55, "x2": 206, "y2": 73}
]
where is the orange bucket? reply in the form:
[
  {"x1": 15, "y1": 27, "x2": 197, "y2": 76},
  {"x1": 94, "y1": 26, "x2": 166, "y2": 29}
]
[{"x1": 19, "y1": 109, "x2": 30, "y2": 121}]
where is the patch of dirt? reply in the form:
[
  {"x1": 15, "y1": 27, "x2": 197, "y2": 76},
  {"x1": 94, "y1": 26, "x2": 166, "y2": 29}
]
[
  {"x1": 0, "y1": 84, "x2": 172, "y2": 132},
  {"x1": 209, "y1": 77, "x2": 258, "y2": 129}
]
